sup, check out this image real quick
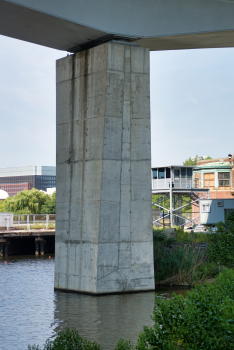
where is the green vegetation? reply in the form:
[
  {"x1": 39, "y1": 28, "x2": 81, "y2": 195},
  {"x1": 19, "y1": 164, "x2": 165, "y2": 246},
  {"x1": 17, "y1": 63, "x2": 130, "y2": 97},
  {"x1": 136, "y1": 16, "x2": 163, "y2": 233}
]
[
  {"x1": 137, "y1": 269, "x2": 234, "y2": 350},
  {"x1": 153, "y1": 227, "x2": 210, "y2": 243},
  {"x1": 207, "y1": 218, "x2": 234, "y2": 269},
  {"x1": 183, "y1": 155, "x2": 212, "y2": 166},
  {"x1": 153, "y1": 230, "x2": 205, "y2": 285},
  {"x1": 183, "y1": 155, "x2": 198, "y2": 166},
  {"x1": 152, "y1": 195, "x2": 192, "y2": 214},
  {"x1": 0, "y1": 188, "x2": 56, "y2": 214},
  {"x1": 25, "y1": 223, "x2": 55, "y2": 230},
  {"x1": 28, "y1": 329, "x2": 102, "y2": 350},
  {"x1": 28, "y1": 270, "x2": 234, "y2": 350},
  {"x1": 193, "y1": 261, "x2": 224, "y2": 283}
]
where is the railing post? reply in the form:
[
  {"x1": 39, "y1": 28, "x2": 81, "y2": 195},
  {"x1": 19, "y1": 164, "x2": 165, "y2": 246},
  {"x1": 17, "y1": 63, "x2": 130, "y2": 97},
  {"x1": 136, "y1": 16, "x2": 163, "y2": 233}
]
[
  {"x1": 18, "y1": 215, "x2": 20, "y2": 227},
  {"x1": 33, "y1": 215, "x2": 35, "y2": 224},
  {"x1": 6, "y1": 216, "x2": 10, "y2": 231},
  {"x1": 46, "y1": 214, "x2": 49, "y2": 229},
  {"x1": 27, "y1": 215, "x2": 30, "y2": 230}
]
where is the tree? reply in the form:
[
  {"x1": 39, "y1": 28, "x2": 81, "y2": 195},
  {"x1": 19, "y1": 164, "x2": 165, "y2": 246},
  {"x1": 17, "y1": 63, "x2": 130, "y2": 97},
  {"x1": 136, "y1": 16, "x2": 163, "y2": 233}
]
[
  {"x1": 183, "y1": 155, "x2": 198, "y2": 166},
  {"x1": 41, "y1": 191, "x2": 56, "y2": 214},
  {"x1": 3, "y1": 188, "x2": 50, "y2": 214},
  {"x1": 183, "y1": 155, "x2": 212, "y2": 166}
]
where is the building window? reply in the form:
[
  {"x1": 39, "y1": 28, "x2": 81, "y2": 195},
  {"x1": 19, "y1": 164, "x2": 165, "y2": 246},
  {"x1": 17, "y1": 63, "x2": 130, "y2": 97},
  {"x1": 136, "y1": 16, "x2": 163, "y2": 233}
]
[
  {"x1": 158, "y1": 168, "x2": 165, "y2": 179},
  {"x1": 194, "y1": 178, "x2": 200, "y2": 188},
  {"x1": 202, "y1": 204, "x2": 210, "y2": 213},
  {"x1": 187, "y1": 168, "x2": 192, "y2": 179},
  {"x1": 174, "y1": 169, "x2": 180, "y2": 179},
  {"x1": 152, "y1": 170, "x2": 157, "y2": 179},
  {"x1": 181, "y1": 168, "x2": 186, "y2": 178},
  {"x1": 166, "y1": 168, "x2": 171, "y2": 179},
  {"x1": 218, "y1": 172, "x2": 230, "y2": 187}
]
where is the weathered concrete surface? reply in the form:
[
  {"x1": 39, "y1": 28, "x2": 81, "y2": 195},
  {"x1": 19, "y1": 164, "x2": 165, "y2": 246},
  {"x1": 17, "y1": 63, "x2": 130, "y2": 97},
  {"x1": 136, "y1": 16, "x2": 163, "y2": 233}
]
[
  {"x1": 2, "y1": 0, "x2": 234, "y2": 51},
  {"x1": 55, "y1": 42, "x2": 154, "y2": 294}
]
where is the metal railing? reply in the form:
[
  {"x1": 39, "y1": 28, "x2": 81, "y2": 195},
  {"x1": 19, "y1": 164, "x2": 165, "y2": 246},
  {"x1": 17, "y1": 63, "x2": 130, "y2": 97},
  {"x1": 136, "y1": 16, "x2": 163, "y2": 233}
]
[{"x1": 12, "y1": 214, "x2": 56, "y2": 230}]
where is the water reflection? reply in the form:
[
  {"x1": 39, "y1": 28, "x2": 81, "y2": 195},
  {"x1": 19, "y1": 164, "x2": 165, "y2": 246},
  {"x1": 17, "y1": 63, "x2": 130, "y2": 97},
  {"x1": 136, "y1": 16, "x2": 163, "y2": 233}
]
[
  {"x1": 0, "y1": 255, "x2": 188, "y2": 350},
  {"x1": 53, "y1": 291, "x2": 155, "y2": 349}
]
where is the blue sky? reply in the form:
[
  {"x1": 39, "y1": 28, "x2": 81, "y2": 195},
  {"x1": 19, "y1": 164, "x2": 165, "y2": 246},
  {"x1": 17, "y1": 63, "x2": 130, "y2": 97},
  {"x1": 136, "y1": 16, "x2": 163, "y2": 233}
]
[{"x1": 0, "y1": 34, "x2": 233, "y2": 168}]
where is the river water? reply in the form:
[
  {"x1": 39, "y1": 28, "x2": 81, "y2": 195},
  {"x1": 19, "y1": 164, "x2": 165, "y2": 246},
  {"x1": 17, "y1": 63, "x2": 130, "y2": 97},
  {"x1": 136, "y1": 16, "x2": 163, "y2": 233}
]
[{"x1": 0, "y1": 255, "x2": 187, "y2": 350}]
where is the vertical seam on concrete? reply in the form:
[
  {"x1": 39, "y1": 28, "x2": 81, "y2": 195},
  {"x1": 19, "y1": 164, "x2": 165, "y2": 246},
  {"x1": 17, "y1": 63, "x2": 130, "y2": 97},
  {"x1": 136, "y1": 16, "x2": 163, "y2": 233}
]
[
  {"x1": 97, "y1": 44, "x2": 108, "y2": 286},
  {"x1": 67, "y1": 54, "x2": 75, "y2": 288},
  {"x1": 118, "y1": 44, "x2": 124, "y2": 273},
  {"x1": 130, "y1": 45, "x2": 132, "y2": 271},
  {"x1": 79, "y1": 50, "x2": 89, "y2": 287}
]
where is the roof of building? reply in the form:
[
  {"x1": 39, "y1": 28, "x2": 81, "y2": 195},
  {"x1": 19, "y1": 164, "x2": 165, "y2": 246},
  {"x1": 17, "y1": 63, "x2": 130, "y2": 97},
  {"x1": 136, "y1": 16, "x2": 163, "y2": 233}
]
[
  {"x1": 0, "y1": 166, "x2": 56, "y2": 177},
  {"x1": 0, "y1": 189, "x2": 9, "y2": 200},
  {"x1": 152, "y1": 165, "x2": 194, "y2": 170},
  {"x1": 194, "y1": 161, "x2": 233, "y2": 170}
]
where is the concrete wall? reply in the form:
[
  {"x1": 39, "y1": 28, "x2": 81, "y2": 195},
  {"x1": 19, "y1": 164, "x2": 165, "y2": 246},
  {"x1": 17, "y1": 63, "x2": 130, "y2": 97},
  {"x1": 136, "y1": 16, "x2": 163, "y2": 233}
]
[{"x1": 55, "y1": 42, "x2": 154, "y2": 294}]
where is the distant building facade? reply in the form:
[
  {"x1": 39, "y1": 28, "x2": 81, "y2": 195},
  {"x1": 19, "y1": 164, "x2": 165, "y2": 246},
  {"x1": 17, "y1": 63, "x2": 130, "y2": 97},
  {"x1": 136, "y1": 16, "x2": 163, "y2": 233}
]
[
  {"x1": 0, "y1": 166, "x2": 56, "y2": 196},
  {"x1": 193, "y1": 155, "x2": 234, "y2": 199},
  {"x1": 192, "y1": 155, "x2": 234, "y2": 223}
]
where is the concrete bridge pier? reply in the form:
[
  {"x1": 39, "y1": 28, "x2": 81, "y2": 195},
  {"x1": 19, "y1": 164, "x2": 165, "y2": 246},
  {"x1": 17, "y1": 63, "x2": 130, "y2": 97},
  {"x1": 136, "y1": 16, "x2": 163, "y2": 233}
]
[{"x1": 54, "y1": 42, "x2": 155, "y2": 294}]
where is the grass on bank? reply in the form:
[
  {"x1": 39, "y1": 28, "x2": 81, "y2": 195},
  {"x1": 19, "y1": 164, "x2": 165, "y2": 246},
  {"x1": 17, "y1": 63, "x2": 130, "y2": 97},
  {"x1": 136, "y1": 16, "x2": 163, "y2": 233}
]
[
  {"x1": 152, "y1": 227, "x2": 224, "y2": 285},
  {"x1": 23, "y1": 223, "x2": 55, "y2": 230}
]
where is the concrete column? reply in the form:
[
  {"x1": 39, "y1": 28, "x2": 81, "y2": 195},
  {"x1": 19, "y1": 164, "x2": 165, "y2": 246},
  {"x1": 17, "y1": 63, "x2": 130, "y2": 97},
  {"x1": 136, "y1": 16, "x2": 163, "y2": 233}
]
[{"x1": 55, "y1": 42, "x2": 154, "y2": 294}]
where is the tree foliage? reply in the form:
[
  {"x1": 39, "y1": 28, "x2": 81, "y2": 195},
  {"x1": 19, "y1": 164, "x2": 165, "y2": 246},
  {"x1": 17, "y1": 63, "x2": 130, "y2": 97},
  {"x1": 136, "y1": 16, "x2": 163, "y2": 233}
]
[
  {"x1": 207, "y1": 214, "x2": 234, "y2": 268},
  {"x1": 28, "y1": 329, "x2": 102, "y2": 350},
  {"x1": 183, "y1": 155, "x2": 212, "y2": 166},
  {"x1": 1, "y1": 189, "x2": 56, "y2": 214}
]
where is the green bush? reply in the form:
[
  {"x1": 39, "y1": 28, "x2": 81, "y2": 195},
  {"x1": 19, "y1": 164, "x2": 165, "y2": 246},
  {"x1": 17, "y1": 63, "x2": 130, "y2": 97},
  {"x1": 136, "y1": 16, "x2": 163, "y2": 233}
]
[
  {"x1": 207, "y1": 222, "x2": 234, "y2": 268},
  {"x1": 193, "y1": 261, "x2": 222, "y2": 282},
  {"x1": 115, "y1": 339, "x2": 134, "y2": 350},
  {"x1": 154, "y1": 238, "x2": 205, "y2": 284},
  {"x1": 226, "y1": 210, "x2": 234, "y2": 234},
  {"x1": 28, "y1": 329, "x2": 103, "y2": 350},
  {"x1": 137, "y1": 269, "x2": 234, "y2": 350}
]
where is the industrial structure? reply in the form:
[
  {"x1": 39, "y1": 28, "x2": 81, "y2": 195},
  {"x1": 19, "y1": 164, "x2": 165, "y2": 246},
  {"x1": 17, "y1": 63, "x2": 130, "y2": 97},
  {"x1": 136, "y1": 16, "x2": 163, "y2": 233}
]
[
  {"x1": 1, "y1": 0, "x2": 234, "y2": 293},
  {"x1": 152, "y1": 166, "x2": 209, "y2": 228},
  {"x1": 0, "y1": 166, "x2": 56, "y2": 196}
]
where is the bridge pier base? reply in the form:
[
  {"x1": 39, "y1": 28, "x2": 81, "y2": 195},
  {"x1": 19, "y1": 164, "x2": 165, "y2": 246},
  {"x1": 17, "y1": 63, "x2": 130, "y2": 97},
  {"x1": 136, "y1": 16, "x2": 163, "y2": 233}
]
[{"x1": 54, "y1": 42, "x2": 154, "y2": 294}]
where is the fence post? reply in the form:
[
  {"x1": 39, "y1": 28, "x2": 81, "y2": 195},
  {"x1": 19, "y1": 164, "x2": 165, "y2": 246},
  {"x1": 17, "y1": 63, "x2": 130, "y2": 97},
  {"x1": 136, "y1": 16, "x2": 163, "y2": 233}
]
[
  {"x1": 27, "y1": 215, "x2": 30, "y2": 230},
  {"x1": 6, "y1": 216, "x2": 10, "y2": 231},
  {"x1": 33, "y1": 215, "x2": 35, "y2": 224},
  {"x1": 46, "y1": 214, "x2": 49, "y2": 229},
  {"x1": 18, "y1": 215, "x2": 20, "y2": 227}
]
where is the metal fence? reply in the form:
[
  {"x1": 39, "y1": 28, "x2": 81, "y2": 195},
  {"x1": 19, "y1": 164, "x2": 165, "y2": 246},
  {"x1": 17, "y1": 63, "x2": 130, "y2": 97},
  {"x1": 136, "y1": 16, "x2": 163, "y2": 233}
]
[{"x1": 12, "y1": 214, "x2": 56, "y2": 230}]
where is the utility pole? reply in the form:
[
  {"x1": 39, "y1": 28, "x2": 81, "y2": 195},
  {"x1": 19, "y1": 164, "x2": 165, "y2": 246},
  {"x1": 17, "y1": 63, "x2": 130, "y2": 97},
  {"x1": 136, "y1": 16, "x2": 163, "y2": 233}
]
[{"x1": 170, "y1": 168, "x2": 173, "y2": 228}]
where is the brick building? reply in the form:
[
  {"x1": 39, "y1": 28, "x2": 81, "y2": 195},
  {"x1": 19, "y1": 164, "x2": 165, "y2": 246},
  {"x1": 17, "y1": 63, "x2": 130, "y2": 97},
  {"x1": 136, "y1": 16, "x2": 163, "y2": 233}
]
[
  {"x1": 193, "y1": 155, "x2": 234, "y2": 199},
  {"x1": 192, "y1": 155, "x2": 234, "y2": 223}
]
